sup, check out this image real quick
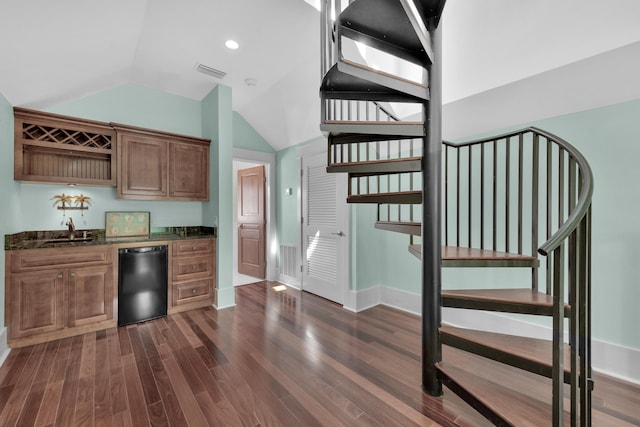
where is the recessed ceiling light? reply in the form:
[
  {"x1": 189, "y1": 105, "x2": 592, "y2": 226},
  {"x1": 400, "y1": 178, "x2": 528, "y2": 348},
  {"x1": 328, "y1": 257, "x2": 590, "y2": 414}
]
[
  {"x1": 225, "y1": 40, "x2": 239, "y2": 50},
  {"x1": 244, "y1": 78, "x2": 257, "y2": 86}
]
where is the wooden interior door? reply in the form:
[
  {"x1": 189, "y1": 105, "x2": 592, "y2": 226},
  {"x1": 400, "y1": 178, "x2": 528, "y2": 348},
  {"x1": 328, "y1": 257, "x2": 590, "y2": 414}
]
[{"x1": 237, "y1": 165, "x2": 266, "y2": 279}]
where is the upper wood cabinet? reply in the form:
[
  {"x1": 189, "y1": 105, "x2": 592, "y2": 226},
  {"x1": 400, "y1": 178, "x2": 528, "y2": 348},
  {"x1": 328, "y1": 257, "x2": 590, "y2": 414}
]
[
  {"x1": 114, "y1": 123, "x2": 210, "y2": 201},
  {"x1": 13, "y1": 108, "x2": 116, "y2": 186}
]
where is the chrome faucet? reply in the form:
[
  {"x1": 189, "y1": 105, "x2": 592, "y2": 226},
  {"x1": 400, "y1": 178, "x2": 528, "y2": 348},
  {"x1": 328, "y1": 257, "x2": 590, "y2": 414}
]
[{"x1": 66, "y1": 217, "x2": 76, "y2": 240}]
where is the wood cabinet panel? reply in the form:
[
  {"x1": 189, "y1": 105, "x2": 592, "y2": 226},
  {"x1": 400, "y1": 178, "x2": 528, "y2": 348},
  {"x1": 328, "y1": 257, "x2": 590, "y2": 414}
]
[
  {"x1": 170, "y1": 142, "x2": 209, "y2": 200},
  {"x1": 171, "y1": 278, "x2": 214, "y2": 307},
  {"x1": 8, "y1": 270, "x2": 65, "y2": 340},
  {"x1": 67, "y1": 265, "x2": 114, "y2": 327},
  {"x1": 118, "y1": 134, "x2": 167, "y2": 198},
  {"x1": 173, "y1": 238, "x2": 215, "y2": 256},
  {"x1": 10, "y1": 245, "x2": 112, "y2": 272},
  {"x1": 172, "y1": 256, "x2": 214, "y2": 281}
]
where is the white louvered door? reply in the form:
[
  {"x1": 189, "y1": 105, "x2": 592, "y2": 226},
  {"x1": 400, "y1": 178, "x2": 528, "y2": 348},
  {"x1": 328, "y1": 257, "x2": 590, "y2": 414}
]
[{"x1": 301, "y1": 150, "x2": 348, "y2": 304}]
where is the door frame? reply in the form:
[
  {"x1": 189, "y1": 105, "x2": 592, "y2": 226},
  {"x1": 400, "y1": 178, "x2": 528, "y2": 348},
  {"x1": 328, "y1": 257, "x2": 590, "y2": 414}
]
[
  {"x1": 232, "y1": 148, "x2": 276, "y2": 284},
  {"x1": 297, "y1": 139, "x2": 349, "y2": 304}
]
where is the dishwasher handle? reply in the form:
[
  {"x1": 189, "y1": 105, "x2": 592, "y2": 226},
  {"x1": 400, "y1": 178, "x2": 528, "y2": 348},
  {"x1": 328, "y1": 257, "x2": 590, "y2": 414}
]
[{"x1": 119, "y1": 245, "x2": 167, "y2": 254}]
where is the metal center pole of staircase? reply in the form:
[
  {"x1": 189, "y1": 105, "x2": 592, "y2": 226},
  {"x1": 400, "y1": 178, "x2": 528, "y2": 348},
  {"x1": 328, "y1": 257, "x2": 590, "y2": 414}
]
[{"x1": 421, "y1": 17, "x2": 443, "y2": 397}]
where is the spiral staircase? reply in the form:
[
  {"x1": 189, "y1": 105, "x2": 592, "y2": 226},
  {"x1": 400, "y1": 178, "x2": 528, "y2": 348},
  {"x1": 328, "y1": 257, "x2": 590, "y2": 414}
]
[{"x1": 319, "y1": 1, "x2": 594, "y2": 426}]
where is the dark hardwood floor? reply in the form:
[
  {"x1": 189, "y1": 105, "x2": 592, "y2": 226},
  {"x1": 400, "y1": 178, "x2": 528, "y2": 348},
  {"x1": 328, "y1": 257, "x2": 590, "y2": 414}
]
[{"x1": 0, "y1": 281, "x2": 638, "y2": 426}]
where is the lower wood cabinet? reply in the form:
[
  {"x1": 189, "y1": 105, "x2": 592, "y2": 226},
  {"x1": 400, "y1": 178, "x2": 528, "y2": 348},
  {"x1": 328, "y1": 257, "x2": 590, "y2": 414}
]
[
  {"x1": 169, "y1": 237, "x2": 216, "y2": 313},
  {"x1": 5, "y1": 245, "x2": 116, "y2": 348}
]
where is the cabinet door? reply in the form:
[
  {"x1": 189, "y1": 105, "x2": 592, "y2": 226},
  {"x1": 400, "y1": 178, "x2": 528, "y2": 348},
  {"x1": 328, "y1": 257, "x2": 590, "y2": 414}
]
[
  {"x1": 119, "y1": 133, "x2": 167, "y2": 199},
  {"x1": 169, "y1": 141, "x2": 209, "y2": 200},
  {"x1": 67, "y1": 265, "x2": 114, "y2": 327},
  {"x1": 8, "y1": 270, "x2": 65, "y2": 339}
]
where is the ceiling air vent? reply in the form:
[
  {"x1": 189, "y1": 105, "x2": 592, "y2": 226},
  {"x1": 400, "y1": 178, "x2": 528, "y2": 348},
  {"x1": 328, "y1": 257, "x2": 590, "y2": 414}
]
[{"x1": 196, "y1": 63, "x2": 226, "y2": 79}]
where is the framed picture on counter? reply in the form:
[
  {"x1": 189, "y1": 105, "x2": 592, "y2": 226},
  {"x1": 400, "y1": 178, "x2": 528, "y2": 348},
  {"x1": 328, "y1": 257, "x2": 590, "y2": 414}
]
[{"x1": 105, "y1": 211, "x2": 150, "y2": 238}]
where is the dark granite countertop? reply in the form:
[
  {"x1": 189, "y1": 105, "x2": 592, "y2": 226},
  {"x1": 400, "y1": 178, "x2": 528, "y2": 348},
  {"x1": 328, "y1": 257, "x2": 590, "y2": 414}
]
[{"x1": 5, "y1": 226, "x2": 216, "y2": 250}]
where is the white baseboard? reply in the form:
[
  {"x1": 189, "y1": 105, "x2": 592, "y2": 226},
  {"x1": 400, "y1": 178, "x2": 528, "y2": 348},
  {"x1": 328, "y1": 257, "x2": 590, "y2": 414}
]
[
  {"x1": 344, "y1": 285, "x2": 381, "y2": 312},
  {"x1": 0, "y1": 327, "x2": 9, "y2": 368},
  {"x1": 277, "y1": 272, "x2": 300, "y2": 289},
  {"x1": 344, "y1": 285, "x2": 640, "y2": 385},
  {"x1": 214, "y1": 287, "x2": 236, "y2": 310}
]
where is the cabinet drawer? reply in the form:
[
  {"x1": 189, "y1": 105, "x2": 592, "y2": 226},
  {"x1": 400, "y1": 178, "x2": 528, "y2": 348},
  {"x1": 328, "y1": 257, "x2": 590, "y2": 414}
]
[
  {"x1": 172, "y1": 278, "x2": 213, "y2": 306},
  {"x1": 172, "y1": 256, "x2": 214, "y2": 281},
  {"x1": 11, "y1": 246, "x2": 113, "y2": 272},
  {"x1": 173, "y1": 238, "x2": 214, "y2": 257}
]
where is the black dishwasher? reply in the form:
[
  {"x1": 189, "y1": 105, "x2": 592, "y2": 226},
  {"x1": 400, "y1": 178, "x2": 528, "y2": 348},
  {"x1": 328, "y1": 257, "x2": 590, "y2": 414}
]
[{"x1": 118, "y1": 245, "x2": 168, "y2": 326}]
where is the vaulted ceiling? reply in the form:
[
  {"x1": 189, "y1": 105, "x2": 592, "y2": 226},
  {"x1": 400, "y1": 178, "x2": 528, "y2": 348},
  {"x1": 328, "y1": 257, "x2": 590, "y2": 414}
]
[{"x1": 1, "y1": 0, "x2": 639, "y2": 150}]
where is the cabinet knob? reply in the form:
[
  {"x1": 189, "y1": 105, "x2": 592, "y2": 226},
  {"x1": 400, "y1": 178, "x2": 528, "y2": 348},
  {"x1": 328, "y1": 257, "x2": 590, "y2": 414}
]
[
  {"x1": 192, "y1": 246, "x2": 197, "y2": 251},
  {"x1": 70, "y1": 273, "x2": 75, "y2": 277},
  {"x1": 192, "y1": 265, "x2": 197, "y2": 270},
  {"x1": 192, "y1": 289, "x2": 197, "y2": 294},
  {"x1": 57, "y1": 274, "x2": 63, "y2": 279}
]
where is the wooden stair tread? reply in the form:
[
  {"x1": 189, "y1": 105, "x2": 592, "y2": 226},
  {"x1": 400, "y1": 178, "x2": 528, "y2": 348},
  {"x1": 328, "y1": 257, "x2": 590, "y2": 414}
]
[
  {"x1": 442, "y1": 246, "x2": 536, "y2": 262},
  {"x1": 442, "y1": 288, "x2": 570, "y2": 317},
  {"x1": 438, "y1": 361, "x2": 568, "y2": 426},
  {"x1": 375, "y1": 221, "x2": 421, "y2": 235},
  {"x1": 409, "y1": 244, "x2": 539, "y2": 267},
  {"x1": 440, "y1": 325, "x2": 572, "y2": 382}
]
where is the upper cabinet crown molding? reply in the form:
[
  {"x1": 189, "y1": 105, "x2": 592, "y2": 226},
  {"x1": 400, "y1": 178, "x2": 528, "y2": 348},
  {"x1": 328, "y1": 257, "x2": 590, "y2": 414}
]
[{"x1": 110, "y1": 122, "x2": 210, "y2": 146}]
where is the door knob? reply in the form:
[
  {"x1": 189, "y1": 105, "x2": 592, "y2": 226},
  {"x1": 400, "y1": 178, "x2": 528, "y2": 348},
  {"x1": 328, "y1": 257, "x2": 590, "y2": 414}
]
[{"x1": 331, "y1": 231, "x2": 345, "y2": 236}]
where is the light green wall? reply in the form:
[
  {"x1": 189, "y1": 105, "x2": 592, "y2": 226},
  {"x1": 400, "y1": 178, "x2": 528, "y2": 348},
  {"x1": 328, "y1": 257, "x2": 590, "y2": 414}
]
[
  {"x1": 233, "y1": 112, "x2": 275, "y2": 153},
  {"x1": 350, "y1": 204, "x2": 386, "y2": 291},
  {"x1": 276, "y1": 145, "x2": 301, "y2": 246},
  {"x1": 202, "y1": 85, "x2": 235, "y2": 308},
  {"x1": 0, "y1": 92, "x2": 19, "y2": 329},
  {"x1": 51, "y1": 83, "x2": 202, "y2": 136}
]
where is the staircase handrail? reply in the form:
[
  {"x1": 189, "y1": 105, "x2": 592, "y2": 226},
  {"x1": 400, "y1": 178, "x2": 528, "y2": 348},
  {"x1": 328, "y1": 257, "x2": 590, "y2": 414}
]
[
  {"x1": 441, "y1": 126, "x2": 593, "y2": 258},
  {"x1": 530, "y1": 127, "x2": 593, "y2": 256}
]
